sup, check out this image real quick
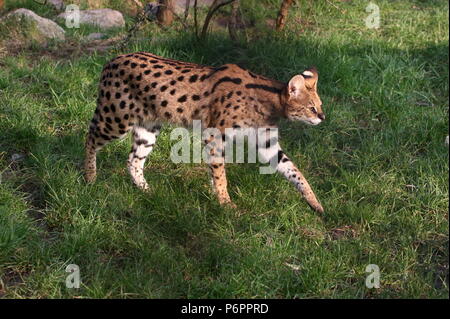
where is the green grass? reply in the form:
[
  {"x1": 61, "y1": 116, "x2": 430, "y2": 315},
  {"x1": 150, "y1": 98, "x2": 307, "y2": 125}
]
[{"x1": 0, "y1": 0, "x2": 448, "y2": 298}]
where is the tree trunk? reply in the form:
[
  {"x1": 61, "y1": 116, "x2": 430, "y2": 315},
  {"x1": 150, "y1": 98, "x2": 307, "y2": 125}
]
[
  {"x1": 276, "y1": 0, "x2": 294, "y2": 31},
  {"x1": 157, "y1": 0, "x2": 174, "y2": 26},
  {"x1": 184, "y1": 0, "x2": 191, "y2": 21},
  {"x1": 194, "y1": 0, "x2": 199, "y2": 37},
  {"x1": 228, "y1": 0, "x2": 239, "y2": 42}
]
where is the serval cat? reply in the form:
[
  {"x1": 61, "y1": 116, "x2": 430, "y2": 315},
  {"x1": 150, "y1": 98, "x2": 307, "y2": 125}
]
[{"x1": 84, "y1": 52, "x2": 325, "y2": 212}]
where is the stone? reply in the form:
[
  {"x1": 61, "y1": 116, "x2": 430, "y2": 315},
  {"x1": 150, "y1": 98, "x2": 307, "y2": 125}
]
[
  {"x1": 173, "y1": 0, "x2": 215, "y2": 15},
  {"x1": 47, "y1": 0, "x2": 65, "y2": 11},
  {"x1": 11, "y1": 153, "x2": 25, "y2": 161},
  {"x1": 143, "y1": 1, "x2": 214, "y2": 19},
  {"x1": 2, "y1": 8, "x2": 65, "y2": 40},
  {"x1": 86, "y1": 32, "x2": 106, "y2": 40},
  {"x1": 57, "y1": 8, "x2": 125, "y2": 29}
]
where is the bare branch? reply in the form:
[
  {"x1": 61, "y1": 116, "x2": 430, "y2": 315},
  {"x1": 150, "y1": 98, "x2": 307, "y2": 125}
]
[
  {"x1": 118, "y1": 8, "x2": 149, "y2": 50},
  {"x1": 325, "y1": 0, "x2": 346, "y2": 14},
  {"x1": 200, "y1": 0, "x2": 236, "y2": 39}
]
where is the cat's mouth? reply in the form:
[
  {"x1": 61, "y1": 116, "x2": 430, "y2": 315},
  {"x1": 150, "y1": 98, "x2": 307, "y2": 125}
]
[{"x1": 288, "y1": 115, "x2": 322, "y2": 125}]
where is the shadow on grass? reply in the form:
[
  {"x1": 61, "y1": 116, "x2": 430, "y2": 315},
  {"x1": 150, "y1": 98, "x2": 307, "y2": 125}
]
[{"x1": 1, "y1": 29, "x2": 448, "y2": 297}]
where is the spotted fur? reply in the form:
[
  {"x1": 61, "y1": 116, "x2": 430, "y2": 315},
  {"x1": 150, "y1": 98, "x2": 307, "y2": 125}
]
[{"x1": 84, "y1": 52, "x2": 325, "y2": 212}]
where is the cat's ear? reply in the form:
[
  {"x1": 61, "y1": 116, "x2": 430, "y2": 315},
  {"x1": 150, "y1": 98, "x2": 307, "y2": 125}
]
[
  {"x1": 301, "y1": 67, "x2": 318, "y2": 89},
  {"x1": 287, "y1": 75, "x2": 306, "y2": 99}
]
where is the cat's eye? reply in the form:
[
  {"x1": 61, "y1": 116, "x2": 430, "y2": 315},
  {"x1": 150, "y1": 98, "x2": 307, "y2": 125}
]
[{"x1": 310, "y1": 107, "x2": 317, "y2": 114}]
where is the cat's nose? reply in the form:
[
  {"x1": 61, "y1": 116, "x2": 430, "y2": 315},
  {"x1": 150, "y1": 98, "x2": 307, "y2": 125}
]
[{"x1": 318, "y1": 113, "x2": 325, "y2": 120}]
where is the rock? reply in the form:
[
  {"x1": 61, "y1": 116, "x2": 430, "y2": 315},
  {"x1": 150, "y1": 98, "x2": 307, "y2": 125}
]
[
  {"x1": 144, "y1": 1, "x2": 214, "y2": 18},
  {"x1": 47, "y1": 0, "x2": 65, "y2": 11},
  {"x1": 173, "y1": 0, "x2": 215, "y2": 14},
  {"x1": 11, "y1": 153, "x2": 25, "y2": 161},
  {"x1": 446, "y1": 135, "x2": 449, "y2": 147},
  {"x1": 2, "y1": 8, "x2": 65, "y2": 41},
  {"x1": 86, "y1": 32, "x2": 106, "y2": 40},
  {"x1": 57, "y1": 8, "x2": 125, "y2": 29}
]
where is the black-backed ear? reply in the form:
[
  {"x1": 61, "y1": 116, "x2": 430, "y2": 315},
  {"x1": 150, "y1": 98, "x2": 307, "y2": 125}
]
[
  {"x1": 301, "y1": 67, "x2": 318, "y2": 89},
  {"x1": 287, "y1": 75, "x2": 305, "y2": 99}
]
